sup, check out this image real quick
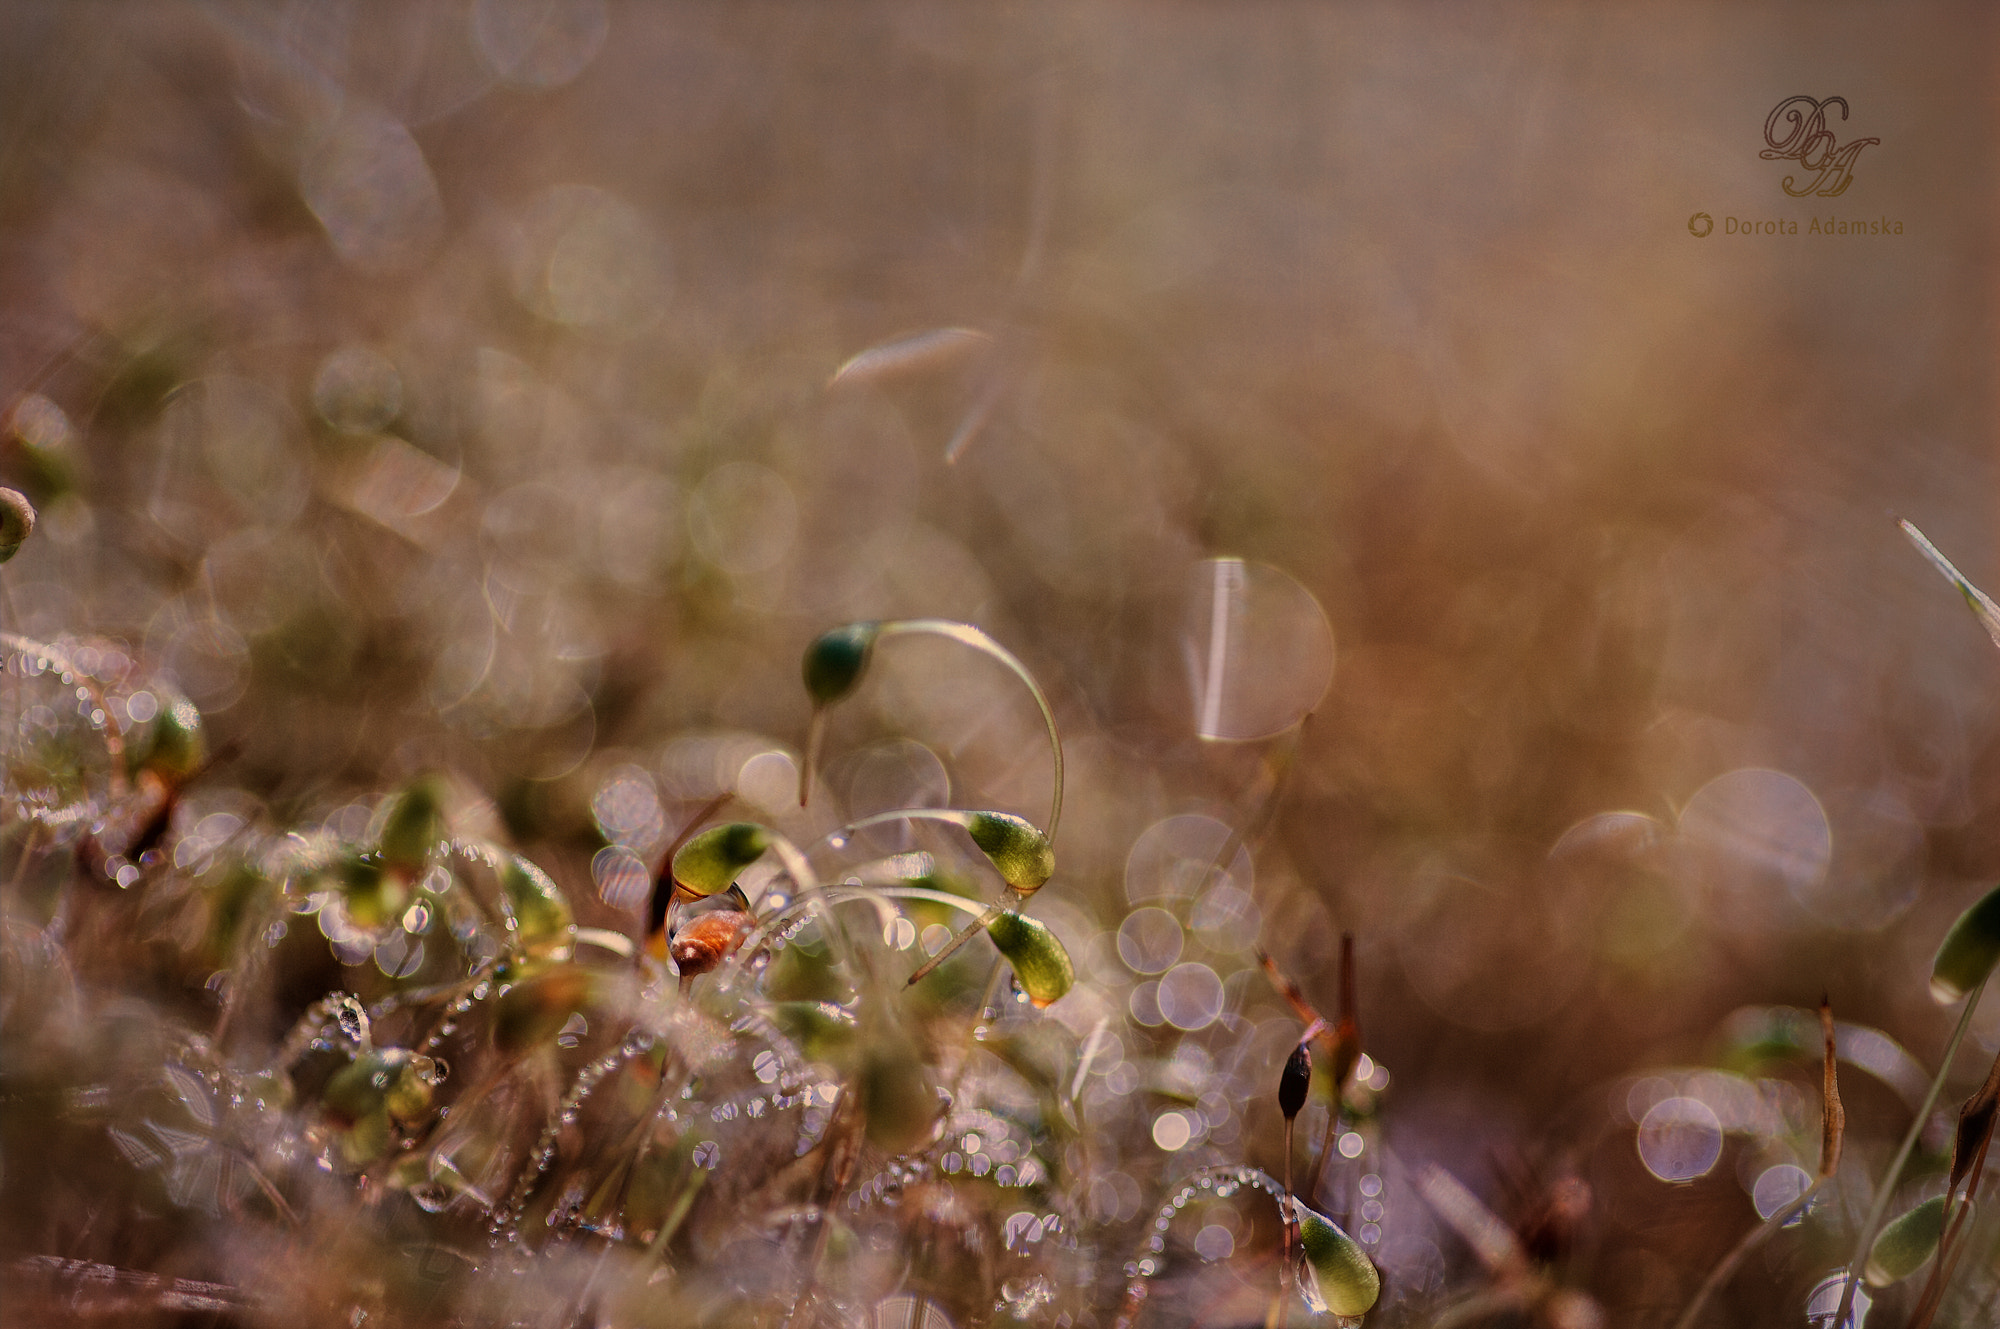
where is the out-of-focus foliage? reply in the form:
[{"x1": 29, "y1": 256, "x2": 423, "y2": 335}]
[{"x1": 1, "y1": 3, "x2": 1997, "y2": 1327}]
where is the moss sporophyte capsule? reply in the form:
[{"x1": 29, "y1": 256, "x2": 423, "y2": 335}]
[
  {"x1": 1931, "y1": 882, "x2": 2000, "y2": 1003},
  {"x1": 0, "y1": 487, "x2": 35, "y2": 562},
  {"x1": 1290, "y1": 1198, "x2": 1381, "y2": 1316},
  {"x1": 671, "y1": 822, "x2": 773, "y2": 898},
  {"x1": 1280, "y1": 1042, "x2": 1312, "y2": 1120},
  {"x1": 1865, "y1": 1195, "x2": 1956, "y2": 1286},
  {"x1": 964, "y1": 812, "x2": 1054, "y2": 895},
  {"x1": 802, "y1": 622, "x2": 879, "y2": 706},
  {"x1": 983, "y1": 911, "x2": 1074, "y2": 1007}
]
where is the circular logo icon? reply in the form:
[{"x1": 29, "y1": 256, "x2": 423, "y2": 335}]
[{"x1": 1687, "y1": 212, "x2": 1714, "y2": 237}]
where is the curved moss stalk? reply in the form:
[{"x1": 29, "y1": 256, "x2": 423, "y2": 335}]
[
  {"x1": 1669, "y1": 1178, "x2": 1827, "y2": 1329},
  {"x1": 1832, "y1": 974, "x2": 1990, "y2": 1329},
  {"x1": 799, "y1": 619, "x2": 1064, "y2": 843},
  {"x1": 820, "y1": 806, "x2": 1052, "y2": 986}
]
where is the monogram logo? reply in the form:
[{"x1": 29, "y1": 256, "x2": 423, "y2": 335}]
[{"x1": 1761, "y1": 96, "x2": 1877, "y2": 198}]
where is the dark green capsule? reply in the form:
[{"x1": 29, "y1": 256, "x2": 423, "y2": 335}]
[
  {"x1": 985, "y1": 911, "x2": 1074, "y2": 1008},
  {"x1": 1280, "y1": 1041, "x2": 1312, "y2": 1121},
  {"x1": 1865, "y1": 1194, "x2": 1956, "y2": 1286},
  {"x1": 964, "y1": 811, "x2": 1054, "y2": 894},
  {"x1": 672, "y1": 822, "x2": 772, "y2": 898},
  {"x1": 803, "y1": 623, "x2": 879, "y2": 707},
  {"x1": 1932, "y1": 883, "x2": 2000, "y2": 1003},
  {"x1": 0, "y1": 487, "x2": 35, "y2": 563}
]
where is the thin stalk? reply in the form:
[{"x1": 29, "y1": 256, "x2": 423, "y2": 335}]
[
  {"x1": 876, "y1": 620, "x2": 1064, "y2": 841},
  {"x1": 1426, "y1": 1287, "x2": 1529, "y2": 1329},
  {"x1": 1310, "y1": 1098, "x2": 1342, "y2": 1213},
  {"x1": 1833, "y1": 974, "x2": 1990, "y2": 1329},
  {"x1": 904, "y1": 896, "x2": 1010, "y2": 988},
  {"x1": 719, "y1": 882, "x2": 981, "y2": 996},
  {"x1": 1908, "y1": 1121, "x2": 1993, "y2": 1329},
  {"x1": 811, "y1": 806, "x2": 1032, "y2": 986},
  {"x1": 1669, "y1": 1178, "x2": 1827, "y2": 1329}
]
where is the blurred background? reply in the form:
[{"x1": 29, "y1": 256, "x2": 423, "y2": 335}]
[{"x1": 1, "y1": 2, "x2": 1995, "y2": 1324}]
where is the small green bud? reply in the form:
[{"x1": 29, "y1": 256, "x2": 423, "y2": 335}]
[
  {"x1": 985, "y1": 911, "x2": 1074, "y2": 1008},
  {"x1": 501, "y1": 853, "x2": 574, "y2": 961},
  {"x1": 493, "y1": 963, "x2": 595, "y2": 1055},
  {"x1": 1292, "y1": 1199, "x2": 1381, "y2": 1317},
  {"x1": 0, "y1": 487, "x2": 35, "y2": 563},
  {"x1": 128, "y1": 690, "x2": 205, "y2": 784},
  {"x1": 860, "y1": 1040, "x2": 941, "y2": 1156},
  {"x1": 1865, "y1": 1194, "x2": 1956, "y2": 1286},
  {"x1": 964, "y1": 811, "x2": 1054, "y2": 894},
  {"x1": 672, "y1": 822, "x2": 772, "y2": 898},
  {"x1": 802, "y1": 623, "x2": 879, "y2": 707},
  {"x1": 379, "y1": 775, "x2": 450, "y2": 876},
  {"x1": 1932, "y1": 884, "x2": 2000, "y2": 1003}
]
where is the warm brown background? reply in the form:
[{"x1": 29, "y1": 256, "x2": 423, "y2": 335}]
[{"x1": 2, "y1": 2, "x2": 1995, "y2": 1324}]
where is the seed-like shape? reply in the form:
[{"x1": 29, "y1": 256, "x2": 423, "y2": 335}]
[
  {"x1": 494, "y1": 964, "x2": 595, "y2": 1055},
  {"x1": 965, "y1": 811, "x2": 1054, "y2": 894},
  {"x1": 672, "y1": 822, "x2": 772, "y2": 898},
  {"x1": 379, "y1": 774, "x2": 449, "y2": 876},
  {"x1": 669, "y1": 909, "x2": 754, "y2": 979},
  {"x1": 985, "y1": 911, "x2": 1074, "y2": 1007},
  {"x1": 802, "y1": 622, "x2": 878, "y2": 706},
  {"x1": 1280, "y1": 1041, "x2": 1312, "y2": 1120},
  {"x1": 0, "y1": 487, "x2": 35, "y2": 562},
  {"x1": 1865, "y1": 1194, "x2": 1957, "y2": 1286},
  {"x1": 501, "y1": 854, "x2": 574, "y2": 960},
  {"x1": 1931, "y1": 883, "x2": 2000, "y2": 1003},
  {"x1": 1292, "y1": 1199, "x2": 1381, "y2": 1317}
]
